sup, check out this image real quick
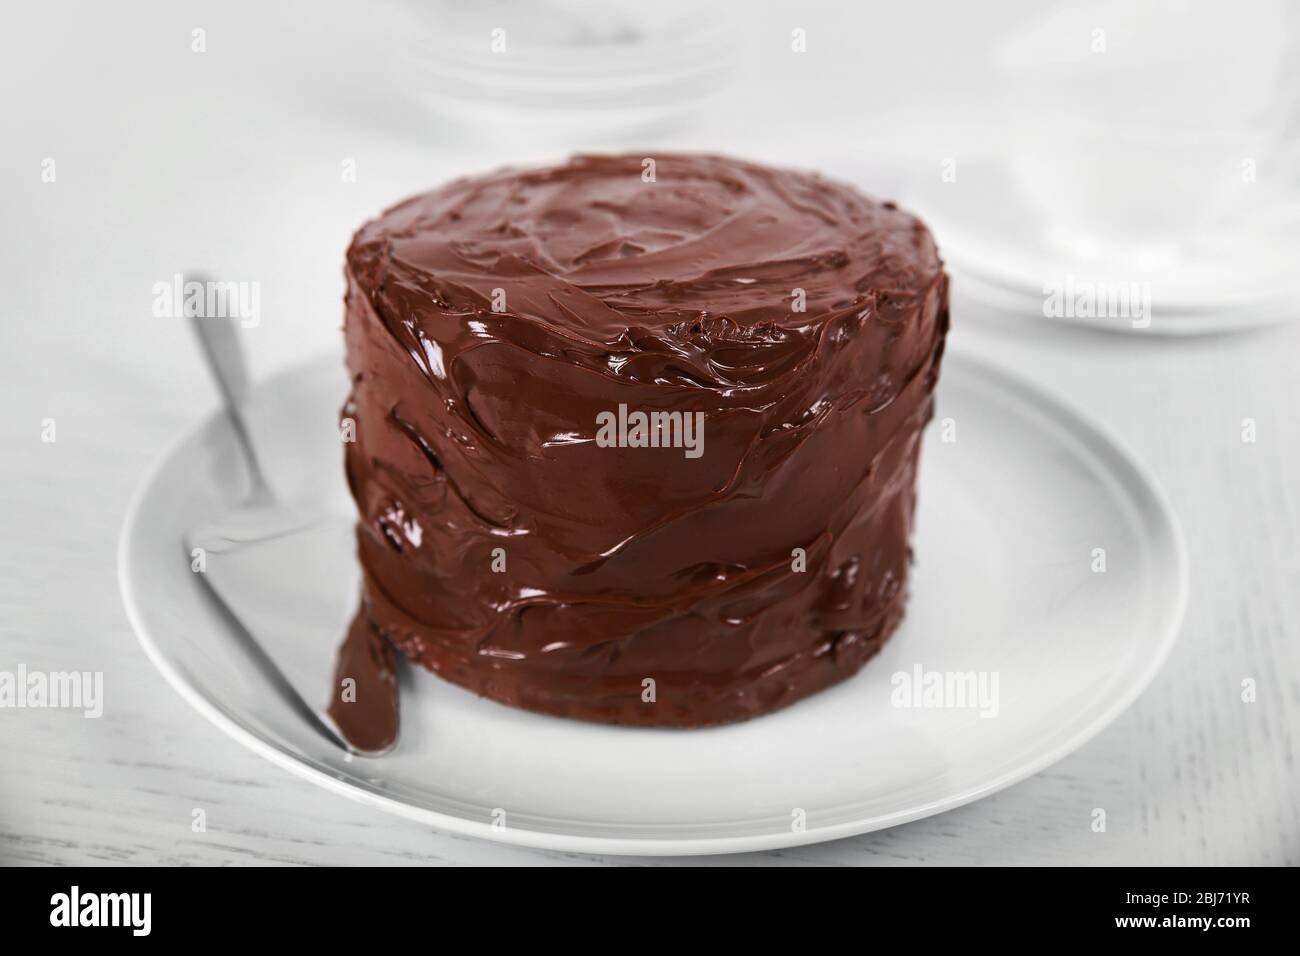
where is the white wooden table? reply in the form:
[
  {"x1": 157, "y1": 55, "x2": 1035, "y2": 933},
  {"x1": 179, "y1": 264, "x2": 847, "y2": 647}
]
[{"x1": 3, "y1": 1, "x2": 1297, "y2": 866}]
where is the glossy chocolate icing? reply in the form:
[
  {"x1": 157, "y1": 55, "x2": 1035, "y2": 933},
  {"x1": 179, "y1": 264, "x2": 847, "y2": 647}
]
[
  {"x1": 342, "y1": 153, "x2": 948, "y2": 727},
  {"x1": 328, "y1": 609, "x2": 400, "y2": 754}
]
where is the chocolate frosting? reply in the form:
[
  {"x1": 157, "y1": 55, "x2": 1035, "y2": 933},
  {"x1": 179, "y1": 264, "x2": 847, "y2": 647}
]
[
  {"x1": 327, "y1": 609, "x2": 399, "y2": 754},
  {"x1": 342, "y1": 153, "x2": 948, "y2": 727}
]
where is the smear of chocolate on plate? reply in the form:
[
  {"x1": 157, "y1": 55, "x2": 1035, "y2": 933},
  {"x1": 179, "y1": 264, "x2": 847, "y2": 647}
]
[{"x1": 328, "y1": 608, "x2": 400, "y2": 754}]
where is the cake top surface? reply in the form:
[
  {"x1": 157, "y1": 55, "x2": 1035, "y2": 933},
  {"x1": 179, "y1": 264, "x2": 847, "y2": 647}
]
[{"x1": 346, "y1": 153, "x2": 942, "y2": 343}]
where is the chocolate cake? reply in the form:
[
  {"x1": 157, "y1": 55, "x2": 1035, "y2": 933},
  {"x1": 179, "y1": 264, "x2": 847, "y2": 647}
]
[{"x1": 341, "y1": 154, "x2": 948, "y2": 727}]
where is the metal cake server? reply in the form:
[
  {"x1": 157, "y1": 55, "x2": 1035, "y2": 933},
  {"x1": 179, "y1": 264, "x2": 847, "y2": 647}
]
[{"x1": 182, "y1": 288, "x2": 384, "y2": 755}]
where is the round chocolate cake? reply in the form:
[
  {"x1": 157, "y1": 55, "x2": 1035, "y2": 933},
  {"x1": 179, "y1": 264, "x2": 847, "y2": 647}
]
[{"x1": 342, "y1": 153, "x2": 948, "y2": 727}]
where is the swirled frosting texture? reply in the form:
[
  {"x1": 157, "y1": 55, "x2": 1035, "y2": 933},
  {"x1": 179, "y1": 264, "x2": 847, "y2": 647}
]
[{"x1": 343, "y1": 154, "x2": 948, "y2": 726}]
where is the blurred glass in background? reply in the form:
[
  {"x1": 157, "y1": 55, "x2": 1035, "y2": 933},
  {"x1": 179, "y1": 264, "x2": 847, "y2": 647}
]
[{"x1": 387, "y1": 0, "x2": 742, "y2": 145}]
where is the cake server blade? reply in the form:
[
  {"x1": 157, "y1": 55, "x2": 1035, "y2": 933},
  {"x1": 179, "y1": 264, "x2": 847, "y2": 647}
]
[
  {"x1": 181, "y1": 286, "x2": 385, "y2": 755},
  {"x1": 183, "y1": 510, "x2": 367, "y2": 753}
]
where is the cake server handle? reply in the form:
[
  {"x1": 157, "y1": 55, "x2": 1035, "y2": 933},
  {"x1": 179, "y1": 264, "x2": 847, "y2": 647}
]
[{"x1": 186, "y1": 274, "x2": 272, "y2": 501}]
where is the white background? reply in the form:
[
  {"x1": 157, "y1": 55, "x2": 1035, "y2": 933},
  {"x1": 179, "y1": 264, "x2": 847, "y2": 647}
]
[{"x1": 2, "y1": 0, "x2": 1297, "y2": 864}]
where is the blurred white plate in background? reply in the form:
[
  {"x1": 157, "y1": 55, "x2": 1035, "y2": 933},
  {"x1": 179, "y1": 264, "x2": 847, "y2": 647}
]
[
  {"x1": 906, "y1": 0, "x2": 1300, "y2": 335},
  {"x1": 904, "y1": 159, "x2": 1300, "y2": 335}
]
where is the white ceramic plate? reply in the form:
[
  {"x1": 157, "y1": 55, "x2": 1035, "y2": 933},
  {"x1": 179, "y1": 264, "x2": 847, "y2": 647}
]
[
  {"x1": 900, "y1": 158, "x2": 1300, "y2": 335},
  {"x1": 119, "y1": 352, "x2": 1187, "y2": 855}
]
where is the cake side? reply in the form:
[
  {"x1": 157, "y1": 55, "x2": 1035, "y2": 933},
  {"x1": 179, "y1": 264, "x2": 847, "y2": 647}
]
[{"x1": 342, "y1": 153, "x2": 948, "y2": 726}]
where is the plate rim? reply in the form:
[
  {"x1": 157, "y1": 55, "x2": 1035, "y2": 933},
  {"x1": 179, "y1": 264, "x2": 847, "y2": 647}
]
[
  {"x1": 118, "y1": 349, "x2": 1189, "y2": 856},
  {"x1": 947, "y1": 263, "x2": 1300, "y2": 337}
]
